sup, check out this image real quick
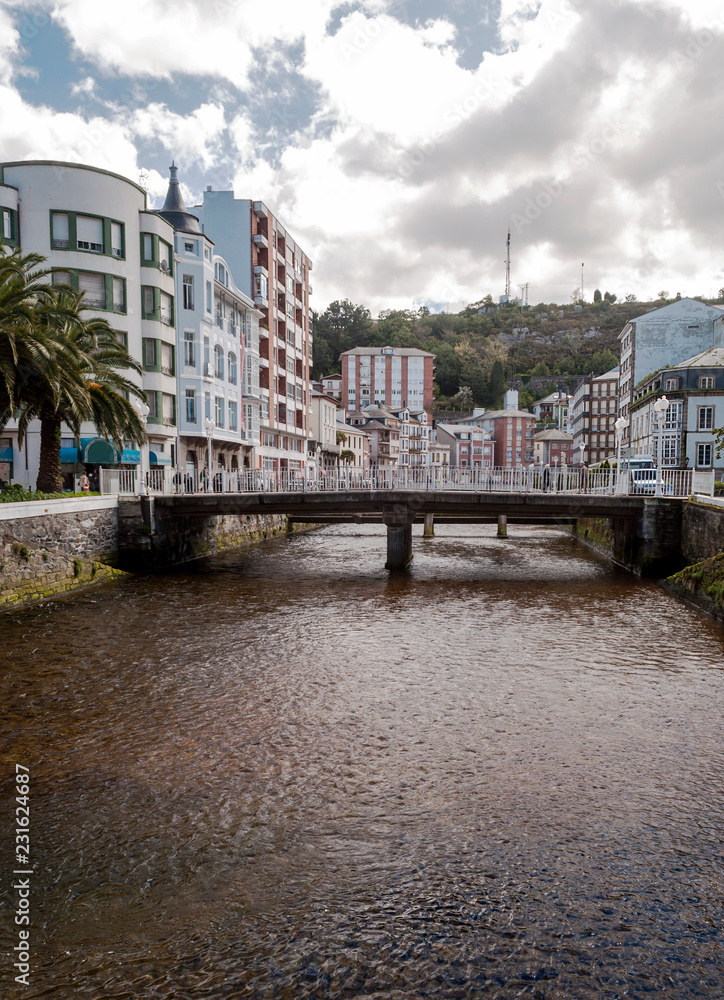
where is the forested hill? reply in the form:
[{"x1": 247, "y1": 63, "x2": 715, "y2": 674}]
[{"x1": 310, "y1": 295, "x2": 694, "y2": 407}]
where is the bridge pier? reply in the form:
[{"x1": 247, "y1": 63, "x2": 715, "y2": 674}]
[
  {"x1": 423, "y1": 513, "x2": 435, "y2": 538},
  {"x1": 611, "y1": 499, "x2": 684, "y2": 576},
  {"x1": 384, "y1": 507, "x2": 414, "y2": 571},
  {"x1": 497, "y1": 513, "x2": 508, "y2": 538}
]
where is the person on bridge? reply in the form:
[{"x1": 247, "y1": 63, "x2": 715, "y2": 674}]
[{"x1": 543, "y1": 464, "x2": 551, "y2": 492}]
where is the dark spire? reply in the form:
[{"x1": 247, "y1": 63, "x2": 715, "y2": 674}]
[{"x1": 157, "y1": 162, "x2": 202, "y2": 234}]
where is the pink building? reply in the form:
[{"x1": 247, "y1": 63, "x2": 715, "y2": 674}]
[
  {"x1": 434, "y1": 423, "x2": 494, "y2": 467},
  {"x1": 466, "y1": 409, "x2": 536, "y2": 467}
]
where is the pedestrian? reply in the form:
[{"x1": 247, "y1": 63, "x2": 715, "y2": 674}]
[
  {"x1": 543, "y1": 464, "x2": 551, "y2": 492},
  {"x1": 78, "y1": 472, "x2": 90, "y2": 492}
]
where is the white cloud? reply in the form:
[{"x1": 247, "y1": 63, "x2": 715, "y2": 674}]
[{"x1": 131, "y1": 102, "x2": 226, "y2": 170}]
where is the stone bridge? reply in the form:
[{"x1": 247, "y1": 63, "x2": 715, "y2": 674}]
[{"x1": 126, "y1": 490, "x2": 685, "y2": 575}]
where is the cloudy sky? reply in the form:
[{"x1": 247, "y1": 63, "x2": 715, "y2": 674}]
[{"x1": 1, "y1": 0, "x2": 724, "y2": 312}]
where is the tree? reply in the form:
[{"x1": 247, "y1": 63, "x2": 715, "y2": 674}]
[
  {"x1": 16, "y1": 284, "x2": 147, "y2": 492},
  {"x1": 0, "y1": 249, "x2": 56, "y2": 425},
  {"x1": 486, "y1": 358, "x2": 507, "y2": 408},
  {"x1": 450, "y1": 385, "x2": 473, "y2": 411},
  {"x1": 657, "y1": 290, "x2": 669, "y2": 301},
  {"x1": 603, "y1": 291, "x2": 617, "y2": 303},
  {"x1": 531, "y1": 361, "x2": 550, "y2": 377},
  {"x1": 340, "y1": 449, "x2": 355, "y2": 463},
  {"x1": 593, "y1": 288, "x2": 602, "y2": 303},
  {"x1": 624, "y1": 293, "x2": 638, "y2": 303}
]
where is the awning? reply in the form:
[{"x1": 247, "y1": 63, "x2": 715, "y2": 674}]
[
  {"x1": 59, "y1": 447, "x2": 80, "y2": 464},
  {"x1": 149, "y1": 451, "x2": 172, "y2": 466},
  {"x1": 0, "y1": 446, "x2": 13, "y2": 463},
  {"x1": 121, "y1": 449, "x2": 141, "y2": 464},
  {"x1": 83, "y1": 438, "x2": 118, "y2": 464}
]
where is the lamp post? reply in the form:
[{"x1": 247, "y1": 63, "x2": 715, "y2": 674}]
[
  {"x1": 578, "y1": 440, "x2": 585, "y2": 466},
  {"x1": 204, "y1": 416, "x2": 215, "y2": 492},
  {"x1": 614, "y1": 415, "x2": 629, "y2": 492},
  {"x1": 553, "y1": 454, "x2": 559, "y2": 491},
  {"x1": 133, "y1": 399, "x2": 150, "y2": 496},
  {"x1": 653, "y1": 394, "x2": 669, "y2": 497}
]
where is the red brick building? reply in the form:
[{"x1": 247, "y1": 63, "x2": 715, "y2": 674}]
[
  {"x1": 465, "y1": 409, "x2": 536, "y2": 467},
  {"x1": 341, "y1": 346, "x2": 435, "y2": 414}
]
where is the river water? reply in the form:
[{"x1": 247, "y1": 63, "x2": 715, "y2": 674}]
[{"x1": 1, "y1": 524, "x2": 723, "y2": 999}]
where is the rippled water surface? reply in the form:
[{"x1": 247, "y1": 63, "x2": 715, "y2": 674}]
[{"x1": 1, "y1": 524, "x2": 723, "y2": 999}]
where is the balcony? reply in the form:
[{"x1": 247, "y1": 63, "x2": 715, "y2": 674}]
[
  {"x1": 254, "y1": 293, "x2": 268, "y2": 308},
  {"x1": 254, "y1": 264, "x2": 268, "y2": 279},
  {"x1": 253, "y1": 232, "x2": 268, "y2": 250},
  {"x1": 253, "y1": 201, "x2": 268, "y2": 218}
]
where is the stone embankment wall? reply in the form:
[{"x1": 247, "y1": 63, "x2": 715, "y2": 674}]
[
  {"x1": 662, "y1": 497, "x2": 724, "y2": 622},
  {"x1": 0, "y1": 497, "x2": 126, "y2": 610},
  {"x1": 117, "y1": 497, "x2": 308, "y2": 571}
]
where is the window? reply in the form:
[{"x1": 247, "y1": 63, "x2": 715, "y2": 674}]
[
  {"x1": 76, "y1": 215, "x2": 103, "y2": 252},
  {"x1": 215, "y1": 396, "x2": 224, "y2": 427},
  {"x1": 161, "y1": 342, "x2": 174, "y2": 376},
  {"x1": 111, "y1": 222, "x2": 123, "y2": 258},
  {"x1": 51, "y1": 212, "x2": 70, "y2": 248},
  {"x1": 142, "y1": 234, "x2": 154, "y2": 261},
  {"x1": 78, "y1": 271, "x2": 105, "y2": 308},
  {"x1": 143, "y1": 339, "x2": 156, "y2": 367},
  {"x1": 205, "y1": 392, "x2": 211, "y2": 419},
  {"x1": 664, "y1": 378, "x2": 678, "y2": 391},
  {"x1": 184, "y1": 240, "x2": 197, "y2": 254},
  {"x1": 162, "y1": 393, "x2": 175, "y2": 426},
  {"x1": 228, "y1": 352, "x2": 237, "y2": 385},
  {"x1": 206, "y1": 281, "x2": 212, "y2": 314},
  {"x1": 185, "y1": 388, "x2": 197, "y2": 423},
  {"x1": 699, "y1": 376, "x2": 715, "y2": 389},
  {"x1": 2, "y1": 208, "x2": 12, "y2": 240},
  {"x1": 184, "y1": 330, "x2": 195, "y2": 367},
  {"x1": 147, "y1": 392, "x2": 158, "y2": 419},
  {"x1": 698, "y1": 406, "x2": 714, "y2": 430},
  {"x1": 143, "y1": 286, "x2": 154, "y2": 316},
  {"x1": 698, "y1": 443, "x2": 712, "y2": 467},
  {"x1": 52, "y1": 270, "x2": 71, "y2": 286},
  {"x1": 160, "y1": 291, "x2": 173, "y2": 325},
  {"x1": 214, "y1": 345, "x2": 224, "y2": 380},
  {"x1": 180, "y1": 274, "x2": 193, "y2": 310},
  {"x1": 159, "y1": 241, "x2": 172, "y2": 274},
  {"x1": 112, "y1": 276, "x2": 125, "y2": 313},
  {"x1": 228, "y1": 400, "x2": 238, "y2": 431}
]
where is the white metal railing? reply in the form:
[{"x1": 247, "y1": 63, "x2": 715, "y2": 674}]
[{"x1": 98, "y1": 465, "x2": 715, "y2": 498}]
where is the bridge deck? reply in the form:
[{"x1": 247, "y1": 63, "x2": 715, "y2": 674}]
[{"x1": 154, "y1": 489, "x2": 652, "y2": 521}]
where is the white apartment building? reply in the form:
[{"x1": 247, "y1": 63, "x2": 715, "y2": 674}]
[
  {"x1": 156, "y1": 165, "x2": 263, "y2": 474},
  {"x1": 310, "y1": 389, "x2": 341, "y2": 468},
  {"x1": 618, "y1": 298, "x2": 724, "y2": 444},
  {"x1": 337, "y1": 417, "x2": 370, "y2": 469},
  {"x1": 195, "y1": 192, "x2": 313, "y2": 473},
  {"x1": 0, "y1": 159, "x2": 177, "y2": 486},
  {"x1": 629, "y1": 347, "x2": 724, "y2": 473},
  {"x1": 386, "y1": 407, "x2": 432, "y2": 466},
  {"x1": 347, "y1": 407, "x2": 401, "y2": 469},
  {"x1": 435, "y1": 423, "x2": 494, "y2": 467}
]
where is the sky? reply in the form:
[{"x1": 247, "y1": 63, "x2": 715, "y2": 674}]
[{"x1": 1, "y1": 0, "x2": 724, "y2": 313}]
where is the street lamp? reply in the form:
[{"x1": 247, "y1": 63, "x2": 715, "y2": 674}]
[
  {"x1": 133, "y1": 399, "x2": 150, "y2": 496},
  {"x1": 614, "y1": 415, "x2": 629, "y2": 491},
  {"x1": 578, "y1": 440, "x2": 585, "y2": 467},
  {"x1": 653, "y1": 394, "x2": 669, "y2": 497},
  {"x1": 204, "y1": 416, "x2": 215, "y2": 492}
]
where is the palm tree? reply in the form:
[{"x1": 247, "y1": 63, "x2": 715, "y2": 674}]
[
  {"x1": 16, "y1": 284, "x2": 147, "y2": 492},
  {"x1": 0, "y1": 248, "x2": 56, "y2": 426}
]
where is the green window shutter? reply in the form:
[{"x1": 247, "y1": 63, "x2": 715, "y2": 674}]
[
  {"x1": 103, "y1": 218, "x2": 112, "y2": 256},
  {"x1": 68, "y1": 213, "x2": 78, "y2": 250}
]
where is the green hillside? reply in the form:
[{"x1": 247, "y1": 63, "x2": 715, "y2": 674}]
[{"x1": 311, "y1": 294, "x2": 717, "y2": 408}]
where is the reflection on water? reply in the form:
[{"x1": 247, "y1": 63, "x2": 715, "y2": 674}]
[{"x1": 1, "y1": 524, "x2": 723, "y2": 999}]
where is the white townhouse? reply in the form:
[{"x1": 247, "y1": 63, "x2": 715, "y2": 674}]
[
  {"x1": 387, "y1": 407, "x2": 432, "y2": 467},
  {"x1": 0, "y1": 159, "x2": 177, "y2": 486},
  {"x1": 629, "y1": 347, "x2": 724, "y2": 475},
  {"x1": 155, "y1": 165, "x2": 264, "y2": 475}
]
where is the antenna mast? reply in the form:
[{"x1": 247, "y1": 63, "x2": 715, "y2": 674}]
[
  {"x1": 518, "y1": 282, "x2": 529, "y2": 307},
  {"x1": 505, "y1": 228, "x2": 511, "y2": 298}
]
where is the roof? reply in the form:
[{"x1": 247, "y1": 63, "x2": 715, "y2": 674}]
[
  {"x1": 593, "y1": 367, "x2": 619, "y2": 381},
  {"x1": 340, "y1": 346, "x2": 436, "y2": 357},
  {"x1": 535, "y1": 391, "x2": 572, "y2": 404},
  {"x1": 322, "y1": 373, "x2": 343, "y2": 380},
  {"x1": 156, "y1": 162, "x2": 203, "y2": 235},
  {"x1": 636, "y1": 298, "x2": 724, "y2": 320},
  {"x1": 471, "y1": 408, "x2": 535, "y2": 420},
  {"x1": 669, "y1": 347, "x2": 724, "y2": 369},
  {"x1": 436, "y1": 422, "x2": 488, "y2": 435},
  {"x1": 534, "y1": 429, "x2": 573, "y2": 441}
]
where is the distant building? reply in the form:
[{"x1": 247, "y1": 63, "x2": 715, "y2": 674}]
[
  {"x1": 435, "y1": 423, "x2": 494, "y2": 467},
  {"x1": 341, "y1": 346, "x2": 435, "y2": 413},
  {"x1": 347, "y1": 406, "x2": 401, "y2": 469},
  {"x1": 309, "y1": 390, "x2": 340, "y2": 469},
  {"x1": 571, "y1": 368, "x2": 619, "y2": 466},
  {"x1": 533, "y1": 429, "x2": 575, "y2": 466},
  {"x1": 618, "y1": 298, "x2": 724, "y2": 445},
  {"x1": 532, "y1": 391, "x2": 573, "y2": 431},
  {"x1": 462, "y1": 409, "x2": 536, "y2": 467},
  {"x1": 629, "y1": 347, "x2": 724, "y2": 476},
  {"x1": 336, "y1": 416, "x2": 370, "y2": 469},
  {"x1": 386, "y1": 407, "x2": 431, "y2": 467},
  {"x1": 321, "y1": 373, "x2": 343, "y2": 399}
]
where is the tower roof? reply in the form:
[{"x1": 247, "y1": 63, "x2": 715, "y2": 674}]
[{"x1": 157, "y1": 162, "x2": 202, "y2": 235}]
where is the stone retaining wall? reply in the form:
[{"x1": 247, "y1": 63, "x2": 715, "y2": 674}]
[{"x1": 0, "y1": 498, "x2": 124, "y2": 610}]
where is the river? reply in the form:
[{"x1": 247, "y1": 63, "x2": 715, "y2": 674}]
[{"x1": 1, "y1": 524, "x2": 723, "y2": 999}]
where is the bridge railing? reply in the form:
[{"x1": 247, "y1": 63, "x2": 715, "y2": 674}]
[{"x1": 103, "y1": 465, "x2": 712, "y2": 498}]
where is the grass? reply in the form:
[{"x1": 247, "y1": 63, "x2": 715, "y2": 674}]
[
  {"x1": 0, "y1": 485, "x2": 100, "y2": 503},
  {"x1": 668, "y1": 551, "x2": 724, "y2": 612}
]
